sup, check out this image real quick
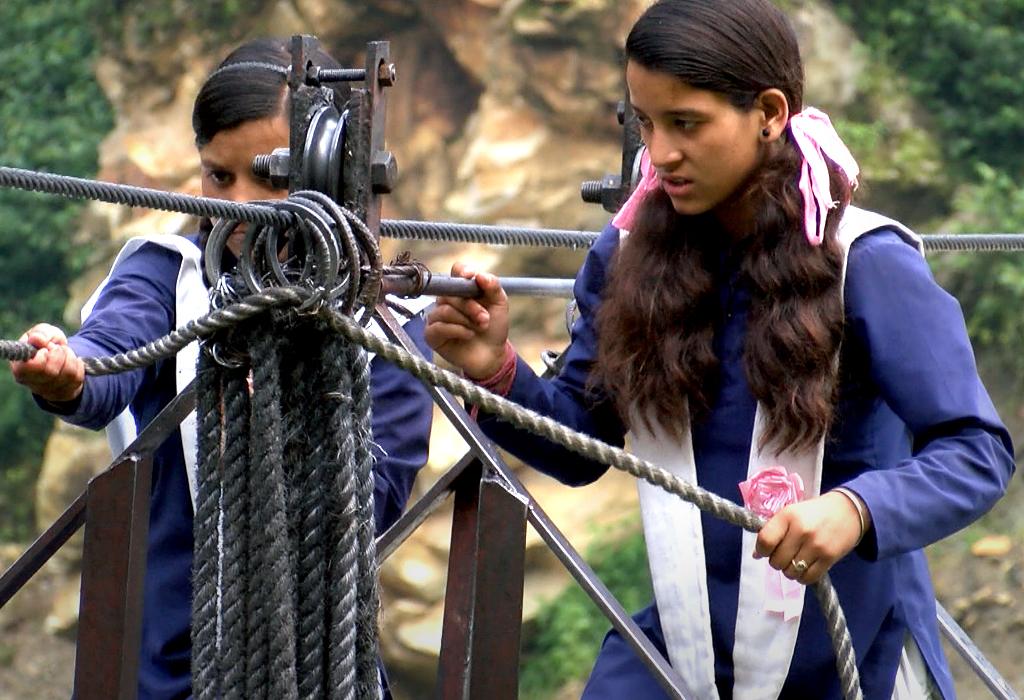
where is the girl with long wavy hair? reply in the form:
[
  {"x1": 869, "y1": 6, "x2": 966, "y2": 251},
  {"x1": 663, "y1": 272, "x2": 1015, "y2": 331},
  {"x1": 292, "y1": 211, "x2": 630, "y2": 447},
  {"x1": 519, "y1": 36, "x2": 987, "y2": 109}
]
[{"x1": 426, "y1": 0, "x2": 1013, "y2": 698}]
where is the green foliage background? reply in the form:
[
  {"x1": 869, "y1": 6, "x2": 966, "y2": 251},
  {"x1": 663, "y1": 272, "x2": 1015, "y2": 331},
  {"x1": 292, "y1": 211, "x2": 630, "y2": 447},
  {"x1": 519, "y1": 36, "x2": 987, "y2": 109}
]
[
  {"x1": 830, "y1": 0, "x2": 1024, "y2": 404},
  {"x1": 0, "y1": 1, "x2": 113, "y2": 540},
  {"x1": 0, "y1": 1, "x2": 265, "y2": 541},
  {"x1": 518, "y1": 523, "x2": 651, "y2": 699}
]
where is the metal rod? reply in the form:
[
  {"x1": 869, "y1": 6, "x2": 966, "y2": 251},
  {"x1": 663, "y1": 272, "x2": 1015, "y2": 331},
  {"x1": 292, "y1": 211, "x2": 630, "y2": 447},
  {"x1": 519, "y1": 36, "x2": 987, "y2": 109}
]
[
  {"x1": 314, "y1": 68, "x2": 367, "y2": 83},
  {"x1": 383, "y1": 274, "x2": 575, "y2": 299},
  {"x1": 0, "y1": 491, "x2": 86, "y2": 609},
  {"x1": 936, "y1": 602, "x2": 1019, "y2": 699}
]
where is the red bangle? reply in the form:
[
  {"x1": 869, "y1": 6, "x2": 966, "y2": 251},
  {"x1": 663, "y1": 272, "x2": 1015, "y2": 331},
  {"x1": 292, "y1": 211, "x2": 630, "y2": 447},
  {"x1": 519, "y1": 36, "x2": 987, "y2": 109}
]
[
  {"x1": 468, "y1": 342, "x2": 517, "y2": 421},
  {"x1": 474, "y1": 341, "x2": 517, "y2": 396}
]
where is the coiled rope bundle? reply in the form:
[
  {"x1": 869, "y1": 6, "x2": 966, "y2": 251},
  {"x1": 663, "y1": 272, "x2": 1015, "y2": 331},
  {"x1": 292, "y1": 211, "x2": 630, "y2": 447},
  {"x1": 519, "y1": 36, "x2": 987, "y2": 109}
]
[
  {"x1": 191, "y1": 309, "x2": 380, "y2": 700},
  {"x1": 190, "y1": 194, "x2": 384, "y2": 700}
]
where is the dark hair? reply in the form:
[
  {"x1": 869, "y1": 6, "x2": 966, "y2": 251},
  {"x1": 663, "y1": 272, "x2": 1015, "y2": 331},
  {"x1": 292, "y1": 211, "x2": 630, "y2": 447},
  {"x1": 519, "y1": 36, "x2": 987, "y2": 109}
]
[
  {"x1": 192, "y1": 37, "x2": 349, "y2": 147},
  {"x1": 592, "y1": 0, "x2": 851, "y2": 452}
]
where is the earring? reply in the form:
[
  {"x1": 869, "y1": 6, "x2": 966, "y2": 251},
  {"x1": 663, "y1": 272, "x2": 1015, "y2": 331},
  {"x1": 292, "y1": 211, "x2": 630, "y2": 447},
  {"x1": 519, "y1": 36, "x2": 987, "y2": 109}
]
[{"x1": 761, "y1": 127, "x2": 771, "y2": 138}]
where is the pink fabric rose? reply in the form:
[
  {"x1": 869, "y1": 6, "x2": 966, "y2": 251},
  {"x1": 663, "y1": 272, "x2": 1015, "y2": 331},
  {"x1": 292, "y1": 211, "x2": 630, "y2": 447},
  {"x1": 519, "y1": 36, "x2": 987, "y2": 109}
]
[
  {"x1": 738, "y1": 466, "x2": 805, "y2": 519},
  {"x1": 739, "y1": 466, "x2": 807, "y2": 620}
]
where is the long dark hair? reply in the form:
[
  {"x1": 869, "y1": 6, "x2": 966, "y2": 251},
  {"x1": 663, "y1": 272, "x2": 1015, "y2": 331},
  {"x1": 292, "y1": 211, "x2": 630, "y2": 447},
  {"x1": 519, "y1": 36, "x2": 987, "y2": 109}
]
[
  {"x1": 592, "y1": 0, "x2": 851, "y2": 452},
  {"x1": 192, "y1": 36, "x2": 349, "y2": 147}
]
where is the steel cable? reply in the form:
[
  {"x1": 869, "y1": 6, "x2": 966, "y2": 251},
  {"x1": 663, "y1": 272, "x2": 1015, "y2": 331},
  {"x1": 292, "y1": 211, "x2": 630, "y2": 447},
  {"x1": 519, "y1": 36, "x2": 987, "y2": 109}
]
[
  {"x1": 379, "y1": 219, "x2": 598, "y2": 249},
  {"x1": 0, "y1": 165, "x2": 292, "y2": 227},
  {"x1": 379, "y1": 218, "x2": 1024, "y2": 253},
  {"x1": 5, "y1": 164, "x2": 1024, "y2": 258},
  {"x1": 922, "y1": 234, "x2": 1024, "y2": 253}
]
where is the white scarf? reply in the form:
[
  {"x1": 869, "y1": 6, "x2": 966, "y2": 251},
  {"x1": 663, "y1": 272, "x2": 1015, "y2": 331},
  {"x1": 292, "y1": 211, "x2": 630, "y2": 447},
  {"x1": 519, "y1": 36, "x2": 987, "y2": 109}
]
[{"x1": 626, "y1": 207, "x2": 921, "y2": 699}]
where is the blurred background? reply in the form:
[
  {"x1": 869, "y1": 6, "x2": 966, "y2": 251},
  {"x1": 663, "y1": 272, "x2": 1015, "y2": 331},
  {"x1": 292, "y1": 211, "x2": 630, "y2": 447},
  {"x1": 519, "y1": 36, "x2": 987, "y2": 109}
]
[{"x1": 0, "y1": 0, "x2": 1022, "y2": 697}]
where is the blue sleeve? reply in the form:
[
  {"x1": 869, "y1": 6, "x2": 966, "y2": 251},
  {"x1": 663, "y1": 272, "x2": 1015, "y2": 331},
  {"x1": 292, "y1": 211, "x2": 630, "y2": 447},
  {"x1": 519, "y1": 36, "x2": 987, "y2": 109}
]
[
  {"x1": 841, "y1": 230, "x2": 1015, "y2": 559},
  {"x1": 477, "y1": 223, "x2": 627, "y2": 486},
  {"x1": 38, "y1": 243, "x2": 181, "y2": 429},
  {"x1": 370, "y1": 314, "x2": 434, "y2": 532}
]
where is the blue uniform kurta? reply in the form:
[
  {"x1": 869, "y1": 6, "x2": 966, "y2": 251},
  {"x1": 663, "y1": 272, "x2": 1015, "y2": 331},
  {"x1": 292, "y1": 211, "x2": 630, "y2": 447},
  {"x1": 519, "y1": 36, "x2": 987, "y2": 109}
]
[
  {"x1": 37, "y1": 239, "x2": 434, "y2": 699},
  {"x1": 478, "y1": 224, "x2": 1014, "y2": 699}
]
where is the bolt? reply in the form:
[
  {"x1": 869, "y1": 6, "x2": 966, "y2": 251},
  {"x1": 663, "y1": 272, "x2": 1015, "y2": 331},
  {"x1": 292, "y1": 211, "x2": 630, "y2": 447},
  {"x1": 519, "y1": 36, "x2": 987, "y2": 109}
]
[
  {"x1": 251, "y1": 147, "x2": 291, "y2": 189},
  {"x1": 371, "y1": 151, "x2": 398, "y2": 194},
  {"x1": 580, "y1": 180, "x2": 602, "y2": 204},
  {"x1": 377, "y1": 62, "x2": 397, "y2": 87}
]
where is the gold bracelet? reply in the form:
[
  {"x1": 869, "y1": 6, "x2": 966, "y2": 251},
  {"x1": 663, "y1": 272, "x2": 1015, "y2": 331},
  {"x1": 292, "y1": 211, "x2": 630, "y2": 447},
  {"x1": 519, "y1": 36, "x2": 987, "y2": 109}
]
[{"x1": 832, "y1": 487, "x2": 868, "y2": 545}]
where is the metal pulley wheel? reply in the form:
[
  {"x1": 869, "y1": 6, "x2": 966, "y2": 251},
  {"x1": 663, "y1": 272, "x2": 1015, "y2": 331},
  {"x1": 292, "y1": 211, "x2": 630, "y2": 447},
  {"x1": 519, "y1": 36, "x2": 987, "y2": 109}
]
[{"x1": 301, "y1": 104, "x2": 348, "y2": 201}]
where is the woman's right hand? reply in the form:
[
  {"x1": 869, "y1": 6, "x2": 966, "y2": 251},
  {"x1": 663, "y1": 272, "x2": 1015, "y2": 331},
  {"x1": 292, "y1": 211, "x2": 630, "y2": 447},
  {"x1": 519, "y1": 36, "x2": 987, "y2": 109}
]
[
  {"x1": 425, "y1": 262, "x2": 510, "y2": 380},
  {"x1": 10, "y1": 323, "x2": 86, "y2": 403}
]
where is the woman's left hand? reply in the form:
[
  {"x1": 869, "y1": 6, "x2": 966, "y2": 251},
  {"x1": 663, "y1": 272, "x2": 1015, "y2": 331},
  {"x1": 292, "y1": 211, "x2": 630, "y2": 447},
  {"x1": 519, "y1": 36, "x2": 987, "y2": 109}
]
[{"x1": 753, "y1": 491, "x2": 864, "y2": 585}]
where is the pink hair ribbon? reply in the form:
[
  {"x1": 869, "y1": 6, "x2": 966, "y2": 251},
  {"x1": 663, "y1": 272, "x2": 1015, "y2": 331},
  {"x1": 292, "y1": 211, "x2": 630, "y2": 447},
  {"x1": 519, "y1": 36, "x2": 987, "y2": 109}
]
[
  {"x1": 788, "y1": 107, "x2": 859, "y2": 246},
  {"x1": 611, "y1": 148, "x2": 658, "y2": 232},
  {"x1": 611, "y1": 107, "x2": 858, "y2": 246}
]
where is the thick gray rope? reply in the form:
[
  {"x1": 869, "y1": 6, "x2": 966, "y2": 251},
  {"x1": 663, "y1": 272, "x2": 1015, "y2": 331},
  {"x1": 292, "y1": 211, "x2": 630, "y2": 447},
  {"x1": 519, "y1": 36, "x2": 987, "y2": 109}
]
[
  {"x1": 220, "y1": 368, "x2": 253, "y2": 700},
  {"x1": 0, "y1": 287, "x2": 306, "y2": 374},
  {"x1": 192, "y1": 351, "x2": 223, "y2": 700},
  {"x1": 0, "y1": 340, "x2": 34, "y2": 362},
  {"x1": 315, "y1": 303, "x2": 864, "y2": 700},
  {"x1": 249, "y1": 327, "x2": 300, "y2": 699},
  {"x1": 287, "y1": 330, "x2": 329, "y2": 700},
  {"x1": 83, "y1": 288, "x2": 304, "y2": 375},
  {"x1": 346, "y1": 339, "x2": 382, "y2": 699},
  {"x1": 2, "y1": 285, "x2": 861, "y2": 699},
  {"x1": 327, "y1": 340, "x2": 361, "y2": 700},
  {"x1": 242, "y1": 341, "x2": 270, "y2": 700}
]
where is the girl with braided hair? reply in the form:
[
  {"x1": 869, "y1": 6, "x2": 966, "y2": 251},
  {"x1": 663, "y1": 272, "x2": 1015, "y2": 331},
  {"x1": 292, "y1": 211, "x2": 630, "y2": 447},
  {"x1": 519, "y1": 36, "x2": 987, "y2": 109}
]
[
  {"x1": 426, "y1": 1, "x2": 1014, "y2": 697},
  {"x1": 11, "y1": 37, "x2": 433, "y2": 699}
]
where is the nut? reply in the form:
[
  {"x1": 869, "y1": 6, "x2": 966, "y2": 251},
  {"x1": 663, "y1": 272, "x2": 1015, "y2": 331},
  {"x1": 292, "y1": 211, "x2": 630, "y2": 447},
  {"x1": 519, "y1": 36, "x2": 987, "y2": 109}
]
[
  {"x1": 377, "y1": 62, "x2": 397, "y2": 87},
  {"x1": 371, "y1": 151, "x2": 398, "y2": 194}
]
